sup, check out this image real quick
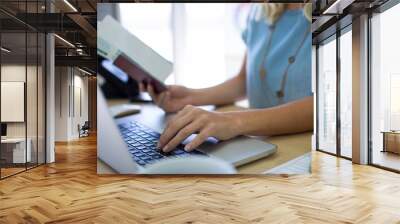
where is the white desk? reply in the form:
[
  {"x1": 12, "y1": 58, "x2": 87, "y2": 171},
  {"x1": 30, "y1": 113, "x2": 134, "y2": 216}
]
[{"x1": 1, "y1": 138, "x2": 31, "y2": 163}]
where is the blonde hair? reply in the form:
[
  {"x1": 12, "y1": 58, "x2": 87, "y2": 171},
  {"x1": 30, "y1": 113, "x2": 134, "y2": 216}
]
[
  {"x1": 263, "y1": 3, "x2": 286, "y2": 25},
  {"x1": 263, "y1": 3, "x2": 312, "y2": 25}
]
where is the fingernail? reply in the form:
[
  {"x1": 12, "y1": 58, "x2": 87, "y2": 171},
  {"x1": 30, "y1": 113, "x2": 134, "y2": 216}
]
[
  {"x1": 184, "y1": 145, "x2": 191, "y2": 151},
  {"x1": 162, "y1": 145, "x2": 169, "y2": 152}
]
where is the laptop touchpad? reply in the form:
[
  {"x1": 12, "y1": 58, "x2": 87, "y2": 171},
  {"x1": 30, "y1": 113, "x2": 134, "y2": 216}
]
[{"x1": 182, "y1": 134, "x2": 219, "y2": 146}]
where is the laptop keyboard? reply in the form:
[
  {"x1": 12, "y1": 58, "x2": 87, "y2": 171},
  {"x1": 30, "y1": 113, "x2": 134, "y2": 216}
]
[{"x1": 118, "y1": 121, "x2": 206, "y2": 166}]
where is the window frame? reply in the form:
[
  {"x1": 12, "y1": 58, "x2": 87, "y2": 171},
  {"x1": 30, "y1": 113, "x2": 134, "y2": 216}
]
[
  {"x1": 367, "y1": 0, "x2": 400, "y2": 173},
  {"x1": 315, "y1": 24, "x2": 353, "y2": 161}
]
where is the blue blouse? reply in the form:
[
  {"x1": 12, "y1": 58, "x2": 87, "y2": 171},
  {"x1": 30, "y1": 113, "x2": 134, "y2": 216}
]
[{"x1": 242, "y1": 5, "x2": 312, "y2": 109}]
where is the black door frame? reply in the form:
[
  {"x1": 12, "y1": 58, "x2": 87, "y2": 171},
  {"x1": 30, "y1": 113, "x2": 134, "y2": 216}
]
[{"x1": 0, "y1": 0, "x2": 48, "y2": 180}]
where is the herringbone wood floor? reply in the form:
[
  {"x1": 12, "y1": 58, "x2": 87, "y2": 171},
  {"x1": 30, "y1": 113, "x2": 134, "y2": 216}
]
[{"x1": 1, "y1": 134, "x2": 400, "y2": 224}]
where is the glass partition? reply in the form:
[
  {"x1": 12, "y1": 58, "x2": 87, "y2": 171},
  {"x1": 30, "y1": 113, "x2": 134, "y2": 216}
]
[
  {"x1": 1, "y1": 30, "x2": 28, "y2": 177},
  {"x1": 370, "y1": 3, "x2": 400, "y2": 171},
  {"x1": 27, "y1": 0, "x2": 38, "y2": 170},
  {"x1": 317, "y1": 36, "x2": 337, "y2": 155},
  {"x1": 0, "y1": 1, "x2": 46, "y2": 179},
  {"x1": 27, "y1": 30, "x2": 38, "y2": 169},
  {"x1": 339, "y1": 29, "x2": 352, "y2": 158},
  {"x1": 38, "y1": 32, "x2": 46, "y2": 165}
]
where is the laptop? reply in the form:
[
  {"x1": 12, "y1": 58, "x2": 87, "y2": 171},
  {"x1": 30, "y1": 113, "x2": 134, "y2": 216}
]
[
  {"x1": 97, "y1": 16, "x2": 277, "y2": 174},
  {"x1": 98, "y1": 86, "x2": 277, "y2": 174}
]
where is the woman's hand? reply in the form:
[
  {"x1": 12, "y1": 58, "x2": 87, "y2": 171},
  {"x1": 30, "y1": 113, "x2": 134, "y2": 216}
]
[
  {"x1": 157, "y1": 105, "x2": 242, "y2": 152},
  {"x1": 139, "y1": 83, "x2": 194, "y2": 113}
]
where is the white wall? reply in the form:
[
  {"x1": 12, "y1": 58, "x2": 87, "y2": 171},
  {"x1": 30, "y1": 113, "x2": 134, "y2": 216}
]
[
  {"x1": 54, "y1": 66, "x2": 70, "y2": 141},
  {"x1": 71, "y1": 73, "x2": 89, "y2": 138},
  {"x1": 1, "y1": 64, "x2": 46, "y2": 164},
  {"x1": 1, "y1": 65, "x2": 26, "y2": 139},
  {"x1": 54, "y1": 67, "x2": 89, "y2": 141},
  {"x1": 1, "y1": 65, "x2": 40, "y2": 138}
]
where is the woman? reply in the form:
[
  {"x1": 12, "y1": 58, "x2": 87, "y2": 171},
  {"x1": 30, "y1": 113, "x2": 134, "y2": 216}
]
[{"x1": 140, "y1": 3, "x2": 313, "y2": 153}]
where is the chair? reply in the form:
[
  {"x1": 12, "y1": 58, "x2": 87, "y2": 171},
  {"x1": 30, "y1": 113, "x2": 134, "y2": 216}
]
[{"x1": 78, "y1": 121, "x2": 90, "y2": 138}]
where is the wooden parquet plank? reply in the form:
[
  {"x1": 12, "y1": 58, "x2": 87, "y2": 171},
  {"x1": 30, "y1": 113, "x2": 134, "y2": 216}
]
[{"x1": 0, "y1": 135, "x2": 400, "y2": 223}]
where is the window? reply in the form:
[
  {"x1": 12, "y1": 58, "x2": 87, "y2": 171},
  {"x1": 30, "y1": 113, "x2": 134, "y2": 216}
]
[
  {"x1": 339, "y1": 29, "x2": 352, "y2": 158},
  {"x1": 118, "y1": 3, "x2": 246, "y2": 88},
  {"x1": 316, "y1": 26, "x2": 353, "y2": 159},
  {"x1": 390, "y1": 75, "x2": 400, "y2": 130},
  {"x1": 317, "y1": 36, "x2": 337, "y2": 154},
  {"x1": 119, "y1": 4, "x2": 173, "y2": 62},
  {"x1": 370, "y1": 2, "x2": 400, "y2": 171}
]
